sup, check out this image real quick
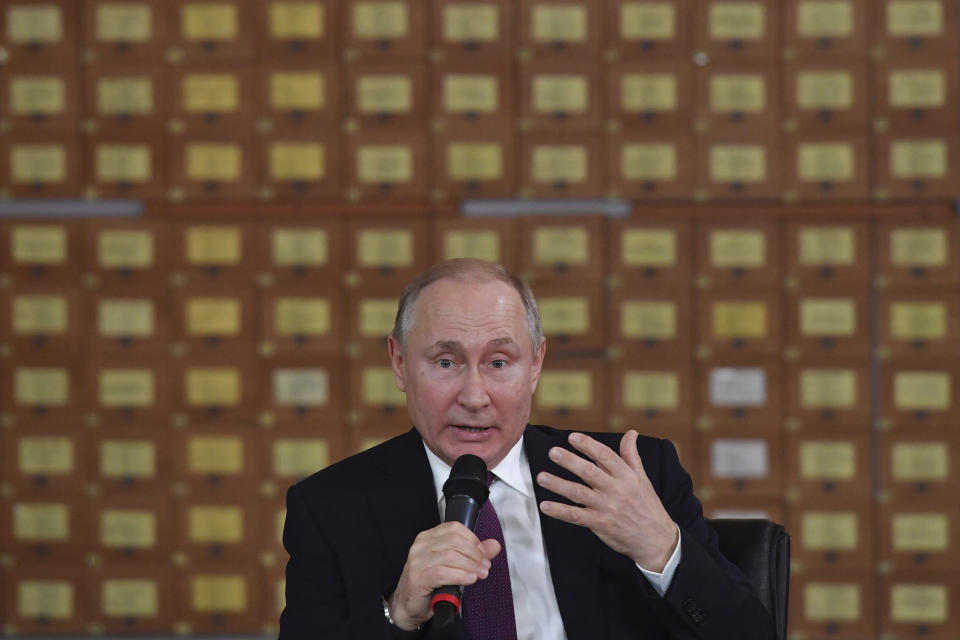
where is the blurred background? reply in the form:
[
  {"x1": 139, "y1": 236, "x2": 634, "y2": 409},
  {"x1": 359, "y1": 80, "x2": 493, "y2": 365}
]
[{"x1": 0, "y1": 1, "x2": 958, "y2": 638}]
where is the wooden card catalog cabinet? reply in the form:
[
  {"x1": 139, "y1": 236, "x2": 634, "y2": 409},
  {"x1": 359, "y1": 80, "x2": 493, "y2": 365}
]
[
  {"x1": 344, "y1": 0, "x2": 426, "y2": 59},
  {"x1": 92, "y1": 291, "x2": 168, "y2": 356},
  {"x1": 349, "y1": 356, "x2": 409, "y2": 430},
  {"x1": 4, "y1": 287, "x2": 83, "y2": 354},
  {"x1": 432, "y1": 63, "x2": 513, "y2": 129},
  {"x1": 783, "y1": 0, "x2": 868, "y2": 55},
  {"x1": 789, "y1": 573, "x2": 876, "y2": 639},
  {"x1": 877, "y1": 294, "x2": 960, "y2": 357},
  {"x1": 180, "y1": 568, "x2": 263, "y2": 633},
  {"x1": 262, "y1": 357, "x2": 343, "y2": 427},
  {"x1": 785, "y1": 362, "x2": 871, "y2": 431},
  {"x1": 875, "y1": 60, "x2": 960, "y2": 129},
  {"x1": 785, "y1": 433, "x2": 872, "y2": 499},
  {"x1": 531, "y1": 361, "x2": 605, "y2": 430},
  {"x1": 697, "y1": 222, "x2": 779, "y2": 287},
  {"x1": 605, "y1": 0, "x2": 691, "y2": 59},
  {"x1": 86, "y1": 221, "x2": 169, "y2": 286},
  {"x1": 521, "y1": 136, "x2": 606, "y2": 198},
  {"x1": 785, "y1": 292, "x2": 870, "y2": 358},
  {"x1": 520, "y1": 217, "x2": 605, "y2": 282},
  {"x1": 176, "y1": 224, "x2": 259, "y2": 281},
  {"x1": 173, "y1": 287, "x2": 255, "y2": 352},
  {"x1": 176, "y1": 501, "x2": 261, "y2": 561},
  {"x1": 698, "y1": 293, "x2": 781, "y2": 357},
  {"x1": 3, "y1": 136, "x2": 79, "y2": 198},
  {"x1": 265, "y1": 566, "x2": 285, "y2": 635},
  {"x1": 173, "y1": 430, "x2": 261, "y2": 495},
  {"x1": 83, "y1": 67, "x2": 168, "y2": 129},
  {"x1": 257, "y1": 0, "x2": 336, "y2": 59},
  {"x1": 346, "y1": 286, "x2": 401, "y2": 349},
  {"x1": 785, "y1": 223, "x2": 871, "y2": 288},
  {"x1": 608, "y1": 288, "x2": 692, "y2": 355},
  {"x1": 0, "y1": 2, "x2": 77, "y2": 64},
  {"x1": 87, "y1": 359, "x2": 169, "y2": 426},
  {"x1": 607, "y1": 62, "x2": 692, "y2": 131},
  {"x1": 91, "y1": 495, "x2": 173, "y2": 562},
  {"x1": 698, "y1": 362, "x2": 781, "y2": 430},
  {"x1": 432, "y1": 0, "x2": 513, "y2": 61},
  {"x1": 874, "y1": 0, "x2": 959, "y2": 56},
  {"x1": 697, "y1": 431, "x2": 783, "y2": 496},
  {"x1": 3, "y1": 567, "x2": 86, "y2": 636},
  {"x1": 3, "y1": 427, "x2": 87, "y2": 497},
  {"x1": 608, "y1": 361, "x2": 693, "y2": 432},
  {"x1": 877, "y1": 432, "x2": 958, "y2": 501},
  {"x1": 82, "y1": 1, "x2": 169, "y2": 62},
  {"x1": 171, "y1": 1, "x2": 253, "y2": 60},
  {"x1": 171, "y1": 136, "x2": 258, "y2": 199},
  {"x1": 346, "y1": 131, "x2": 428, "y2": 200},
  {"x1": 696, "y1": 65, "x2": 778, "y2": 133},
  {"x1": 434, "y1": 131, "x2": 515, "y2": 200},
  {"x1": 783, "y1": 136, "x2": 870, "y2": 200},
  {"x1": 175, "y1": 359, "x2": 257, "y2": 425},
  {"x1": 262, "y1": 132, "x2": 341, "y2": 199},
  {"x1": 789, "y1": 504, "x2": 874, "y2": 570},
  {"x1": 260, "y1": 287, "x2": 342, "y2": 355},
  {"x1": 782, "y1": 62, "x2": 869, "y2": 130},
  {"x1": 265, "y1": 431, "x2": 336, "y2": 483},
  {"x1": 7, "y1": 499, "x2": 86, "y2": 558},
  {"x1": 697, "y1": 138, "x2": 780, "y2": 199},
  {"x1": 88, "y1": 565, "x2": 176, "y2": 634},
  {"x1": 608, "y1": 220, "x2": 692, "y2": 285},
  {"x1": 0, "y1": 69, "x2": 79, "y2": 131},
  {"x1": 260, "y1": 222, "x2": 341, "y2": 286},
  {"x1": 534, "y1": 284, "x2": 604, "y2": 350},
  {"x1": 875, "y1": 134, "x2": 960, "y2": 199},
  {"x1": 433, "y1": 217, "x2": 519, "y2": 271},
  {"x1": 701, "y1": 494, "x2": 785, "y2": 523},
  {"x1": 173, "y1": 68, "x2": 254, "y2": 132},
  {"x1": 347, "y1": 62, "x2": 427, "y2": 127},
  {"x1": 92, "y1": 429, "x2": 170, "y2": 495},
  {"x1": 260, "y1": 63, "x2": 338, "y2": 131},
  {"x1": 520, "y1": 61, "x2": 603, "y2": 132},
  {"x1": 879, "y1": 365, "x2": 959, "y2": 428},
  {"x1": 346, "y1": 220, "x2": 427, "y2": 287},
  {"x1": 3, "y1": 222, "x2": 82, "y2": 283},
  {"x1": 609, "y1": 133, "x2": 695, "y2": 200},
  {"x1": 876, "y1": 222, "x2": 960, "y2": 288},
  {"x1": 520, "y1": 0, "x2": 601, "y2": 59},
  {"x1": 879, "y1": 574, "x2": 958, "y2": 640},
  {"x1": 349, "y1": 426, "x2": 405, "y2": 455},
  {"x1": 86, "y1": 133, "x2": 167, "y2": 199},
  {"x1": 2, "y1": 360, "x2": 82, "y2": 426},
  {"x1": 877, "y1": 506, "x2": 960, "y2": 570},
  {"x1": 697, "y1": 0, "x2": 777, "y2": 60}
]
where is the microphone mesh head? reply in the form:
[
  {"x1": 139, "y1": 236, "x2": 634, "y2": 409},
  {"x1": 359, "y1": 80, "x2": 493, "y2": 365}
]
[{"x1": 443, "y1": 454, "x2": 489, "y2": 503}]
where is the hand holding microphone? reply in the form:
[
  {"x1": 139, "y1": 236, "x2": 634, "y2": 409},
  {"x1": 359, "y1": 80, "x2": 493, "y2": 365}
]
[{"x1": 387, "y1": 455, "x2": 499, "y2": 632}]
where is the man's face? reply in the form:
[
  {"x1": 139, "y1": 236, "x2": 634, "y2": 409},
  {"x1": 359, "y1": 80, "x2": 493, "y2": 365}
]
[{"x1": 388, "y1": 277, "x2": 546, "y2": 468}]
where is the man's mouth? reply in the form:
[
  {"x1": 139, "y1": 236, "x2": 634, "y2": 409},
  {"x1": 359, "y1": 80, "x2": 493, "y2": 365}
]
[{"x1": 453, "y1": 425, "x2": 492, "y2": 433}]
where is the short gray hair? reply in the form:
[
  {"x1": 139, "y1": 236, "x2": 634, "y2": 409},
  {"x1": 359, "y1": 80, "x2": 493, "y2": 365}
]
[{"x1": 392, "y1": 259, "x2": 543, "y2": 354}]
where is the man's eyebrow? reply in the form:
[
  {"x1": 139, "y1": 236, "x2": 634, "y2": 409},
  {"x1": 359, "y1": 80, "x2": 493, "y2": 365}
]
[
  {"x1": 426, "y1": 340, "x2": 462, "y2": 353},
  {"x1": 488, "y1": 337, "x2": 515, "y2": 348}
]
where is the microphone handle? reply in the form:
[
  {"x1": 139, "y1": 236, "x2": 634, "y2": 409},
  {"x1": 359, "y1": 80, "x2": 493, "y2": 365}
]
[{"x1": 429, "y1": 494, "x2": 482, "y2": 617}]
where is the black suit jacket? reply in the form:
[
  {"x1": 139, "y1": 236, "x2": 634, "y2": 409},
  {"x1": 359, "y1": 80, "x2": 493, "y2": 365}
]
[{"x1": 280, "y1": 425, "x2": 776, "y2": 639}]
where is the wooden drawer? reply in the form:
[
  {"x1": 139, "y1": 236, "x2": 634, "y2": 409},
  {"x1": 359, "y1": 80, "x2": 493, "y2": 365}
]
[
  {"x1": 258, "y1": 62, "x2": 339, "y2": 132},
  {"x1": 608, "y1": 285, "x2": 693, "y2": 355},
  {"x1": 878, "y1": 362, "x2": 960, "y2": 429},
  {"x1": 0, "y1": 65, "x2": 80, "y2": 132},
  {"x1": 82, "y1": 0, "x2": 170, "y2": 63},
  {"x1": 695, "y1": 0, "x2": 778, "y2": 60},
  {"x1": 874, "y1": 59, "x2": 960, "y2": 130},
  {"x1": 782, "y1": 0, "x2": 868, "y2": 56},
  {"x1": 873, "y1": 132, "x2": 960, "y2": 200},
  {"x1": 432, "y1": 216, "x2": 520, "y2": 270},
  {"x1": 697, "y1": 360, "x2": 782, "y2": 431},
  {"x1": 877, "y1": 292, "x2": 960, "y2": 358},
  {"x1": 878, "y1": 572, "x2": 959, "y2": 640},
  {"x1": 260, "y1": 355, "x2": 346, "y2": 429},
  {"x1": 784, "y1": 290, "x2": 870, "y2": 359},
  {"x1": 532, "y1": 283, "x2": 605, "y2": 351},
  {"x1": 607, "y1": 219, "x2": 692, "y2": 286},
  {"x1": 82, "y1": 65, "x2": 169, "y2": 130},
  {"x1": 604, "y1": 0, "x2": 692, "y2": 60},
  {"x1": 347, "y1": 355, "x2": 410, "y2": 431},
  {"x1": 88, "y1": 288, "x2": 170, "y2": 358},
  {"x1": 89, "y1": 494, "x2": 174, "y2": 563},
  {"x1": 169, "y1": 135, "x2": 259, "y2": 200},
  {"x1": 1, "y1": 563, "x2": 87, "y2": 636},
  {"x1": 173, "y1": 500, "x2": 262, "y2": 563},
  {"x1": 697, "y1": 429, "x2": 784, "y2": 497},
  {"x1": 346, "y1": 129, "x2": 429, "y2": 201},
  {"x1": 86, "y1": 563, "x2": 177, "y2": 634},
  {"x1": 788, "y1": 571, "x2": 876, "y2": 639},
  {"x1": 431, "y1": 63, "x2": 514, "y2": 129},
  {"x1": 432, "y1": 128, "x2": 516, "y2": 200},
  {"x1": 697, "y1": 290, "x2": 782, "y2": 359},
  {"x1": 256, "y1": 0, "x2": 338, "y2": 60},
  {"x1": 257, "y1": 220, "x2": 343, "y2": 288},
  {"x1": 171, "y1": 285, "x2": 257, "y2": 354},
  {"x1": 520, "y1": 60, "x2": 603, "y2": 132},
  {"x1": 259, "y1": 285, "x2": 344, "y2": 356},
  {"x1": 344, "y1": 217, "x2": 429, "y2": 288},
  {"x1": 0, "y1": 2, "x2": 79, "y2": 66},
  {"x1": 696, "y1": 219, "x2": 780, "y2": 287},
  {"x1": 85, "y1": 357, "x2": 171, "y2": 427},
  {"x1": 90, "y1": 428, "x2": 172, "y2": 497},
  {"x1": 519, "y1": 216, "x2": 606, "y2": 283},
  {"x1": 784, "y1": 221, "x2": 871, "y2": 289},
  {"x1": 84, "y1": 130, "x2": 169, "y2": 200},
  {"x1": 877, "y1": 431, "x2": 959, "y2": 502},
  {"x1": 346, "y1": 61, "x2": 428, "y2": 128},
  {"x1": 784, "y1": 432, "x2": 873, "y2": 500},
  {"x1": 0, "y1": 358, "x2": 84, "y2": 428},
  {"x1": 173, "y1": 222, "x2": 262, "y2": 282},
  {"x1": 4, "y1": 498, "x2": 89, "y2": 560},
  {"x1": 787, "y1": 501, "x2": 875, "y2": 571},
  {"x1": 431, "y1": 0, "x2": 514, "y2": 62},
  {"x1": 343, "y1": 0, "x2": 426, "y2": 60},
  {"x1": 169, "y1": 0, "x2": 255, "y2": 61},
  {"x1": 519, "y1": 0, "x2": 602, "y2": 60},
  {"x1": 782, "y1": 134, "x2": 870, "y2": 201},
  {"x1": 608, "y1": 132, "x2": 695, "y2": 200},
  {"x1": 2, "y1": 426, "x2": 89, "y2": 498},
  {"x1": 2, "y1": 135, "x2": 81, "y2": 199},
  {"x1": 1, "y1": 220, "x2": 85, "y2": 285},
  {"x1": 877, "y1": 504, "x2": 960, "y2": 571},
  {"x1": 2, "y1": 286, "x2": 86, "y2": 355},
  {"x1": 171, "y1": 429, "x2": 263, "y2": 496},
  {"x1": 177, "y1": 567, "x2": 264, "y2": 634},
  {"x1": 172, "y1": 357, "x2": 260, "y2": 427},
  {"x1": 695, "y1": 63, "x2": 780, "y2": 133},
  {"x1": 872, "y1": 0, "x2": 959, "y2": 57},
  {"x1": 531, "y1": 360, "x2": 606, "y2": 430},
  {"x1": 607, "y1": 359, "x2": 694, "y2": 432},
  {"x1": 695, "y1": 136, "x2": 781, "y2": 200},
  {"x1": 784, "y1": 361, "x2": 872, "y2": 431},
  {"x1": 606, "y1": 60, "x2": 694, "y2": 131},
  {"x1": 520, "y1": 134, "x2": 607, "y2": 198},
  {"x1": 875, "y1": 220, "x2": 960, "y2": 289},
  {"x1": 782, "y1": 61, "x2": 869, "y2": 131}
]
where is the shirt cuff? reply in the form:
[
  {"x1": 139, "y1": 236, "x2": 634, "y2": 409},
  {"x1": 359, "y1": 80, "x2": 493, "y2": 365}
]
[{"x1": 636, "y1": 523, "x2": 682, "y2": 597}]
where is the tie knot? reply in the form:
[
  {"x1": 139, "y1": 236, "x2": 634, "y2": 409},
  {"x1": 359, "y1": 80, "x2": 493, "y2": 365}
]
[{"x1": 486, "y1": 471, "x2": 495, "y2": 488}]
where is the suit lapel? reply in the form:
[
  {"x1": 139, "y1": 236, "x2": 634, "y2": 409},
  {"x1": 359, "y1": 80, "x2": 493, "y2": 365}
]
[{"x1": 524, "y1": 426, "x2": 604, "y2": 640}]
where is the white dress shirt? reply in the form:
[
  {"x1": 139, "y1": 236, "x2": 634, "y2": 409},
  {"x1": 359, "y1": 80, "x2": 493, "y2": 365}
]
[{"x1": 424, "y1": 438, "x2": 682, "y2": 640}]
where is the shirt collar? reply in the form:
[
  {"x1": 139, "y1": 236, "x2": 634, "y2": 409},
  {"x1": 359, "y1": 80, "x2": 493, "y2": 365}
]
[{"x1": 424, "y1": 436, "x2": 532, "y2": 504}]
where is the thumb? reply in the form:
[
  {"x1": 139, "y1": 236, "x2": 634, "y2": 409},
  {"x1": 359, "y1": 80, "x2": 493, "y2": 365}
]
[
  {"x1": 479, "y1": 538, "x2": 502, "y2": 561},
  {"x1": 620, "y1": 429, "x2": 644, "y2": 474}
]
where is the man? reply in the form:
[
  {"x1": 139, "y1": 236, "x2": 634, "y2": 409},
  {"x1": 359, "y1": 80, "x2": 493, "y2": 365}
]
[{"x1": 280, "y1": 259, "x2": 775, "y2": 639}]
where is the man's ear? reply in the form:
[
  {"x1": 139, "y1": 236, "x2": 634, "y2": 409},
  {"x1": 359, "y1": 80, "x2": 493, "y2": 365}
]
[
  {"x1": 387, "y1": 335, "x2": 406, "y2": 392},
  {"x1": 529, "y1": 336, "x2": 546, "y2": 392}
]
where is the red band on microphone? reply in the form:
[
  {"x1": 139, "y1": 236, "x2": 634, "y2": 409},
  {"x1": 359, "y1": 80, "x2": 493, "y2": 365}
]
[{"x1": 431, "y1": 593, "x2": 461, "y2": 612}]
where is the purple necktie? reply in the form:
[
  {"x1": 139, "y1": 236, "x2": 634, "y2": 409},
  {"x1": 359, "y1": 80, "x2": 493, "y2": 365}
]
[{"x1": 461, "y1": 473, "x2": 518, "y2": 640}]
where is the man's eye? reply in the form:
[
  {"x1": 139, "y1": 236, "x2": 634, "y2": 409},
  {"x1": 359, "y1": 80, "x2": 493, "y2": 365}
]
[
  {"x1": 490, "y1": 359, "x2": 506, "y2": 369},
  {"x1": 438, "y1": 359, "x2": 454, "y2": 369}
]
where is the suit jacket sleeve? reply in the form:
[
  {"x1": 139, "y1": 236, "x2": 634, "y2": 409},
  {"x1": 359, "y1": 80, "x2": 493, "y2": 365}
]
[{"x1": 642, "y1": 438, "x2": 776, "y2": 640}]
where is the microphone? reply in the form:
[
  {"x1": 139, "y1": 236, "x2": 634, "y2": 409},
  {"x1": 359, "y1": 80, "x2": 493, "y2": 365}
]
[{"x1": 430, "y1": 454, "x2": 489, "y2": 631}]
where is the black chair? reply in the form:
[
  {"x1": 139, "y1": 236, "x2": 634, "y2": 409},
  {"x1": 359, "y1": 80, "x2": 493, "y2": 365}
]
[{"x1": 709, "y1": 518, "x2": 790, "y2": 640}]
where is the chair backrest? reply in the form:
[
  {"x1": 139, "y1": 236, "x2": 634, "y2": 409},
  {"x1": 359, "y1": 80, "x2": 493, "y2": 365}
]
[{"x1": 709, "y1": 518, "x2": 790, "y2": 640}]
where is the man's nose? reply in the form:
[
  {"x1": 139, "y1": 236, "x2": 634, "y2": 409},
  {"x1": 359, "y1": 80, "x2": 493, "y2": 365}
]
[{"x1": 457, "y1": 366, "x2": 490, "y2": 411}]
